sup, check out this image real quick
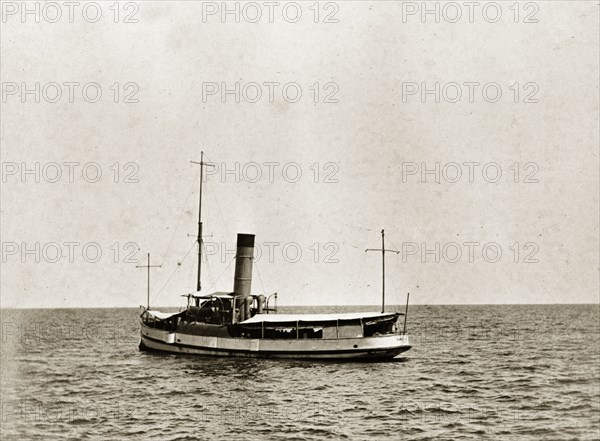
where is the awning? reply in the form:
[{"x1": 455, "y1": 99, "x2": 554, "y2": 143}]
[
  {"x1": 180, "y1": 291, "x2": 234, "y2": 299},
  {"x1": 146, "y1": 310, "x2": 180, "y2": 320},
  {"x1": 239, "y1": 311, "x2": 399, "y2": 325}
]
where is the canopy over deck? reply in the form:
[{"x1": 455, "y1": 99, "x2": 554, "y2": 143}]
[
  {"x1": 239, "y1": 311, "x2": 400, "y2": 325},
  {"x1": 181, "y1": 291, "x2": 234, "y2": 299},
  {"x1": 146, "y1": 310, "x2": 181, "y2": 320}
]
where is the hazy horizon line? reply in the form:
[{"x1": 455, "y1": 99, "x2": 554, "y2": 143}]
[{"x1": 1, "y1": 302, "x2": 598, "y2": 310}]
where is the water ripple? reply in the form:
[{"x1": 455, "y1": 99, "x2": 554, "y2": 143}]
[{"x1": 1, "y1": 305, "x2": 599, "y2": 440}]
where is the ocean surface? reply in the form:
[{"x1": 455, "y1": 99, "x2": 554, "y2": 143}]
[{"x1": 1, "y1": 305, "x2": 598, "y2": 440}]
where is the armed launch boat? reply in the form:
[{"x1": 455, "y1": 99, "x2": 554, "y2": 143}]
[{"x1": 139, "y1": 153, "x2": 411, "y2": 360}]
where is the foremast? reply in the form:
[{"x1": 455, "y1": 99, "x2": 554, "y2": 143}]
[{"x1": 191, "y1": 151, "x2": 215, "y2": 292}]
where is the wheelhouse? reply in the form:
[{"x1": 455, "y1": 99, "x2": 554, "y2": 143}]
[{"x1": 140, "y1": 291, "x2": 278, "y2": 330}]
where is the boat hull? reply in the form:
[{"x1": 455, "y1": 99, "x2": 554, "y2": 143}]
[{"x1": 139, "y1": 324, "x2": 410, "y2": 360}]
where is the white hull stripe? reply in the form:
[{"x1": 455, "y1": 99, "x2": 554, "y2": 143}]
[{"x1": 141, "y1": 334, "x2": 411, "y2": 358}]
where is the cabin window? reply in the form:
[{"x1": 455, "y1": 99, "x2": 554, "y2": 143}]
[
  {"x1": 298, "y1": 327, "x2": 323, "y2": 339},
  {"x1": 363, "y1": 321, "x2": 395, "y2": 336},
  {"x1": 337, "y1": 324, "x2": 363, "y2": 338},
  {"x1": 323, "y1": 327, "x2": 337, "y2": 339},
  {"x1": 239, "y1": 325, "x2": 324, "y2": 339}
]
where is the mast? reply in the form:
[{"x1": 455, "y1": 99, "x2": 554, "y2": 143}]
[
  {"x1": 382, "y1": 230, "x2": 385, "y2": 313},
  {"x1": 136, "y1": 253, "x2": 161, "y2": 310},
  {"x1": 197, "y1": 151, "x2": 204, "y2": 292},
  {"x1": 365, "y1": 229, "x2": 399, "y2": 313},
  {"x1": 403, "y1": 292, "x2": 410, "y2": 334},
  {"x1": 191, "y1": 152, "x2": 215, "y2": 292}
]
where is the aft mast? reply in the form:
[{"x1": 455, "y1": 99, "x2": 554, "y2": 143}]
[
  {"x1": 365, "y1": 229, "x2": 399, "y2": 313},
  {"x1": 136, "y1": 253, "x2": 161, "y2": 310}
]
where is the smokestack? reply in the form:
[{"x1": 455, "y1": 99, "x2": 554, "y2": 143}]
[{"x1": 233, "y1": 233, "x2": 254, "y2": 321}]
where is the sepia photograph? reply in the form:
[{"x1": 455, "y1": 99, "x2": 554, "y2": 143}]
[{"x1": 1, "y1": 1, "x2": 599, "y2": 439}]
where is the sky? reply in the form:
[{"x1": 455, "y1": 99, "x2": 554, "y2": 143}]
[{"x1": 1, "y1": 1, "x2": 598, "y2": 308}]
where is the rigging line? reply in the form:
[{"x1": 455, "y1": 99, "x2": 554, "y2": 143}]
[
  {"x1": 201, "y1": 198, "x2": 218, "y2": 291},
  {"x1": 187, "y1": 251, "x2": 197, "y2": 292},
  {"x1": 208, "y1": 177, "x2": 233, "y2": 244},
  {"x1": 360, "y1": 231, "x2": 383, "y2": 294},
  {"x1": 389, "y1": 238, "x2": 403, "y2": 288},
  {"x1": 201, "y1": 239, "x2": 216, "y2": 289},
  {"x1": 211, "y1": 255, "x2": 236, "y2": 287},
  {"x1": 150, "y1": 240, "x2": 197, "y2": 304},
  {"x1": 388, "y1": 239, "x2": 401, "y2": 254},
  {"x1": 179, "y1": 290, "x2": 189, "y2": 312},
  {"x1": 159, "y1": 167, "x2": 200, "y2": 267},
  {"x1": 254, "y1": 260, "x2": 267, "y2": 294},
  {"x1": 201, "y1": 152, "x2": 219, "y2": 173},
  {"x1": 356, "y1": 244, "x2": 367, "y2": 291},
  {"x1": 394, "y1": 252, "x2": 402, "y2": 308},
  {"x1": 388, "y1": 254, "x2": 397, "y2": 297}
]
